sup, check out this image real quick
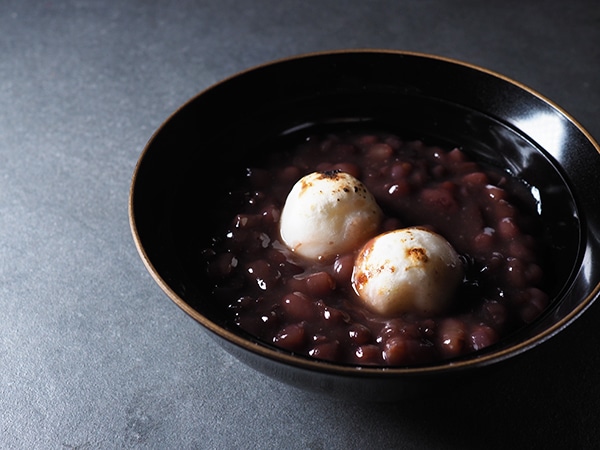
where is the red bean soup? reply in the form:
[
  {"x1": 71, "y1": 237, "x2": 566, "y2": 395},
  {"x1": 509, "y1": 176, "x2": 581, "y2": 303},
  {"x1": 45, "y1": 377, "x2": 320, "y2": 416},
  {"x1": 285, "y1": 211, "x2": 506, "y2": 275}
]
[{"x1": 198, "y1": 126, "x2": 558, "y2": 367}]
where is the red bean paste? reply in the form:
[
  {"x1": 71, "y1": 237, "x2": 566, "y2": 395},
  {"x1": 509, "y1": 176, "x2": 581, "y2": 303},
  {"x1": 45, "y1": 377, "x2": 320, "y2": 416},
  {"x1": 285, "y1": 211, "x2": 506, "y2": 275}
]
[{"x1": 201, "y1": 131, "x2": 550, "y2": 366}]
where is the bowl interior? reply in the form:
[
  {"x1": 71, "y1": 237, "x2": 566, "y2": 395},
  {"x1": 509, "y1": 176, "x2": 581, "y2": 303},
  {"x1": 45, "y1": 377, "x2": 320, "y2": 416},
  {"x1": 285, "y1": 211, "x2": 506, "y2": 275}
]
[{"x1": 131, "y1": 51, "x2": 599, "y2": 374}]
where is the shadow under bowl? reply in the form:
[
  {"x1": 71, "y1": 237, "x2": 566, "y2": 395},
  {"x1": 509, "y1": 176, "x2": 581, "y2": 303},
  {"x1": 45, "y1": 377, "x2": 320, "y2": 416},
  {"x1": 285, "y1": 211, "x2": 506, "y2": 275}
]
[{"x1": 129, "y1": 50, "x2": 600, "y2": 402}]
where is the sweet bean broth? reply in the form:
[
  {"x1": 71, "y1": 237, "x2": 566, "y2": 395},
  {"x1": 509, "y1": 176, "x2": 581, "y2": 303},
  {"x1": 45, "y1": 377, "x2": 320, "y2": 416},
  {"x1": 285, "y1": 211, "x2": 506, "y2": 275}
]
[{"x1": 201, "y1": 130, "x2": 550, "y2": 366}]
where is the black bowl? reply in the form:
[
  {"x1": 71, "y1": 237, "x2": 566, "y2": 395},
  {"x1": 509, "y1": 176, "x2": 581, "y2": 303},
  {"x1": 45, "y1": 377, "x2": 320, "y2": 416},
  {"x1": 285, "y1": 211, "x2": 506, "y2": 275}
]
[{"x1": 129, "y1": 50, "x2": 600, "y2": 401}]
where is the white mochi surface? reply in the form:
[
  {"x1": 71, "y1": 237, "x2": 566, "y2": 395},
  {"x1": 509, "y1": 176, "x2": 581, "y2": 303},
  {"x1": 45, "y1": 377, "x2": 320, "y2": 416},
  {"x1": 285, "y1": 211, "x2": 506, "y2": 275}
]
[
  {"x1": 352, "y1": 227, "x2": 463, "y2": 316},
  {"x1": 279, "y1": 170, "x2": 382, "y2": 260}
]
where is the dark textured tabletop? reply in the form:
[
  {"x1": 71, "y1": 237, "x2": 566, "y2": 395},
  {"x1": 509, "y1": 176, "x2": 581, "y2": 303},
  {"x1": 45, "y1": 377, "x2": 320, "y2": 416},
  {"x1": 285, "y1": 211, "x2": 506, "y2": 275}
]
[{"x1": 1, "y1": 1, "x2": 599, "y2": 448}]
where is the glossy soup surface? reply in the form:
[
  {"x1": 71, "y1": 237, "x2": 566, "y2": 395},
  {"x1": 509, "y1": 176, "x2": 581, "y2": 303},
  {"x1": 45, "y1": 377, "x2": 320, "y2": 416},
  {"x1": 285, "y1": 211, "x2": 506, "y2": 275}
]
[{"x1": 201, "y1": 130, "x2": 550, "y2": 366}]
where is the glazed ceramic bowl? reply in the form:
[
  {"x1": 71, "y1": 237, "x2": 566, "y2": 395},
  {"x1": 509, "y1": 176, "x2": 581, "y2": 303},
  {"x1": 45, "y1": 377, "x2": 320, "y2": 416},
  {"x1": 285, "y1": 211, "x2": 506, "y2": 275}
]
[{"x1": 129, "y1": 50, "x2": 600, "y2": 401}]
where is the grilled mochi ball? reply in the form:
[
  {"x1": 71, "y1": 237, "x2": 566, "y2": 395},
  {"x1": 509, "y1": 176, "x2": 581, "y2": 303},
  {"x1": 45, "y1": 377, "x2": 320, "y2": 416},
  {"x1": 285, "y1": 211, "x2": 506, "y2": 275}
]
[
  {"x1": 279, "y1": 170, "x2": 383, "y2": 260},
  {"x1": 351, "y1": 227, "x2": 464, "y2": 316}
]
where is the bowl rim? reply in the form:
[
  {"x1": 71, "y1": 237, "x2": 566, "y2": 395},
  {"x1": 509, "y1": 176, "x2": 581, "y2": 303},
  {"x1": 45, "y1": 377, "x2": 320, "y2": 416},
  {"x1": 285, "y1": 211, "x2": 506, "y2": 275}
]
[{"x1": 129, "y1": 48, "x2": 600, "y2": 377}]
